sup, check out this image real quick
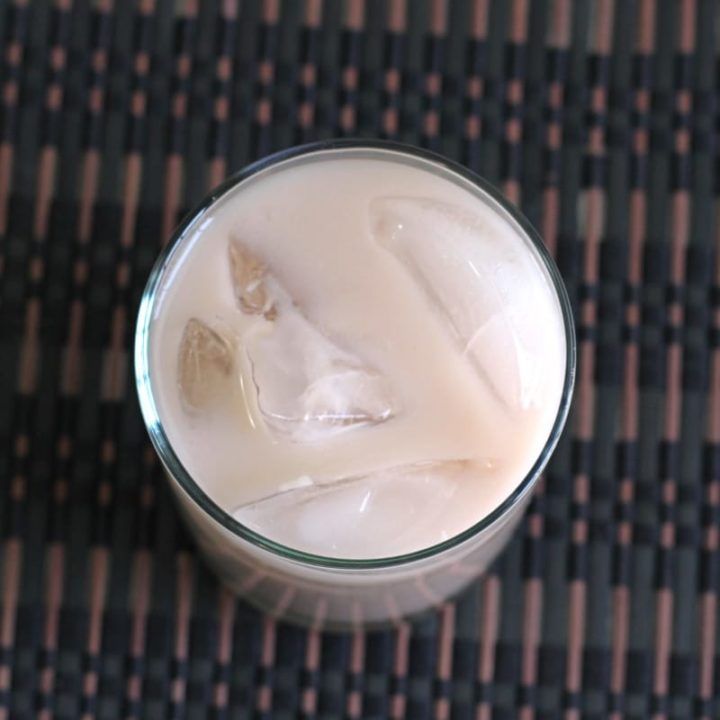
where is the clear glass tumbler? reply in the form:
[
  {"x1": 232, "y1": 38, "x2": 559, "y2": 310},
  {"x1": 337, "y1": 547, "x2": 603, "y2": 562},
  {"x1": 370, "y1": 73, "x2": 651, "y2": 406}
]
[{"x1": 135, "y1": 141, "x2": 576, "y2": 628}]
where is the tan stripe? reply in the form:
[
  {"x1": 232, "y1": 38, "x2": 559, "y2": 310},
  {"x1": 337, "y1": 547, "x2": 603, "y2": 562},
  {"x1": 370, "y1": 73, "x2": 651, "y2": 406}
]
[
  {"x1": 298, "y1": 100, "x2": 315, "y2": 128},
  {"x1": 121, "y1": 154, "x2": 142, "y2": 248},
  {"x1": 256, "y1": 97, "x2": 272, "y2": 123},
  {"x1": 214, "y1": 95, "x2": 229, "y2": 122},
  {"x1": 585, "y1": 188, "x2": 605, "y2": 254},
  {"x1": 342, "y1": 66, "x2": 358, "y2": 90},
  {"x1": 300, "y1": 64, "x2": 316, "y2": 86},
  {"x1": 390, "y1": 622, "x2": 410, "y2": 719},
  {"x1": 86, "y1": 548, "x2": 109, "y2": 655},
  {"x1": 708, "y1": 351, "x2": 720, "y2": 442},
  {"x1": 256, "y1": 616, "x2": 276, "y2": 712},
  {"x1": 548, "y1": 0, "x2": 571, "y2": 48},
  {"x1": 78, "y1": 150, "x2": 101, "y2": 244},
  {"x1": 521, "y1": 577, "x2": 542, "y2": 683},
  {"x1": 263, "y1": 0, "x2": 280, "y2": 23},
  {"x1": 503, "y1": 180, "x2": 520, "y2": 206},
  {"x1": 387, "y1": 0, "x2": 406, "y2": 33},
  {"x1": 0, "y1": 539, "x2": 20, "y2": 720},
  {"x1": 704, "y1": 523, "x2": 719, "y2": 551},
  {"x1": 428, "y1": 0, "x2": 447, "y2": 35},
  {"x1": 91, "y1": 46, "x2": 108, "y2": 76},
  {"x1": 301, "y1": 628, "x2": 321, "y2": 714},
  {"x1": 3, "y1": 82, "x2": 18, "y2": 107},
  {"x1": 101, "y1": 308, "x2": 127, "y2": 401},
  {"x1": 0, "y1": 539, "x2": 21, "y2": 649},
  {"x1": 653, "y1": 588, "x2": 673, "y2": 698},
  {"x1": 466, "y1": 76, "x2": 484, "y2": 101},
  {"x1": 698, "y1": 592, "x2": 716, "y2": 706},
  {"x1": 509, "y1": 0, "x2": 529, "y2": 43},
  {"x1": 209, "y1": 158, "x2": 226, "y2": 190},
  {"x1": 341, "y1": 105, "x2": 357, "y2": 132},
  {"x1": 593, "y1": 0, "x2": 615, "y2": 54},
  {"x1": 34, "y1": 146, "x2": 57, "y2": 239},
  {"x1": 610, "y1": 586, "x2": 629, "y2": 692},
  {"x1": 305, "y1": 0, "x2": 322, "y2": 26},
  {"x1": 576, "y1": 345, "x2": 595, "y2": 440},
  {"x1": 565, "y1": 580, "x2": 586, "y2": 693},
  {"x1": 43, "y1": 543, "x2": 64, "y2": 649},
  {"x1": 385, "y1": 67, "x2": 401, "y2": 93},
  {"x1": 678, "y1": 0, "x2": 696, "y2": 52},
  {"x1": 465, "y1": 115, "x2": 482, "y2": 141},
  {"x1": 174, "y1": 553, "x2": 193, "y2": 661},
  {"x1": 663, "y1": 345, "x2": 682, "y2": 441},
  {"x1": 261, "y1": 614, "x2": 276, "y2": 664},
  {"x1": 162, "y1": 154, "x2": 183, "y2": 244},
  {"x1": 628, "y1": 190, "x2": 646, "y2": 283},
  {"x1": 469, "y1": 0, "x2": 489, "y2": 38},
  {"x1": 476, "y1": 574, "x2": 500, "y2": 720},
  {"x1": 222, "y1": 0, "x2": 239, "y2": 19},
  {"x1": 128, "y1": 549, "x2": 151, "y2": 659},
  {"x1": 215, "y1": 592, "x2": 234, "y2": 658},
  {"x1": 633, "y1": 124, "x2": 649, "y2": 154},
  {"x1": 346, "y1": 629, "x2": 365, "y2": 718},
  {"x1": 620, "y1": 346, "x2": 640, "y2": 441},
  {"x1": 518, "y1": 576, "x2": 543, "y2": 719},
  {"x1": 434, "y1": 602, "x2": 455, "y2": 720},
  {"x1": 542, "y1": 188, "x2": 559, "y2": 256},
  {"x1": 345, "y1": 0, "x2": 365, "y2": 30},
  {"x1": 670, "y1": 191, "x2": 689, "y2": 280},
  {"x1": 255, "y1": 685, "x2": 272, "y2": 713},
  {"x1": 0, "y1": 143, "x2": 14, "y2": 235},
  {"x1": 19, "y1": 299, "x2": 40, "y2": 394}
]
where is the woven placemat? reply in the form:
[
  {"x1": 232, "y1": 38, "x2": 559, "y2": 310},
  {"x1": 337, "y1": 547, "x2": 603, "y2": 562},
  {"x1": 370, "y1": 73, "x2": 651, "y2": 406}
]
[{"x1": 0, "y1": 0, "x2": 718, "y2": 717}]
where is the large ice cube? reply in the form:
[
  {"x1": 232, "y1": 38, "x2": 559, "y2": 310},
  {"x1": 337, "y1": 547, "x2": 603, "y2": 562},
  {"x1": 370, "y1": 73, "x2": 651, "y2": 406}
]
[
  {"x1": 245, "y1": 310, "x2": 395, "y2": 442},
  {"x1": 232, "y1": 460, "x2": 474, "y2": 557},
  {"x1": 228, "y1": 238, "x2": 396, "y2": 442},
  {"x1": 178, "y1": 318, "x2": 234, "y2": 411},
  {"x1": 369, "y1": 197, "x2": 546, "y2": 410}
]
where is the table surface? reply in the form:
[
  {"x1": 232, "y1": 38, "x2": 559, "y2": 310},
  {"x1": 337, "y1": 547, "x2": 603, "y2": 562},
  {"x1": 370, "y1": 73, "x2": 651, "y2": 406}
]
[{"x1": 1, "y1": 0, "x2": 718, "y2": 718}]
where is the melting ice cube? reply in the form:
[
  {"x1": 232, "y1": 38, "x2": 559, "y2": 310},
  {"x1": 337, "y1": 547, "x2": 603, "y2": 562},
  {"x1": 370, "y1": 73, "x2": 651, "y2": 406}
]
[
  {"x1": 228, "y1": 238, "x2": 396, "y2": 442},
  {"x1": 369, "y1": 196, "x2": 547, "y2": 410},
  {"x1": 245, "y1": 310, "x2": 395, "y2": 442},
  {"x1": 233, "y1": 460, "x2": 475, "y2": 557},
  {"x1": 177, "y1": 318, "x2": 234, "y2": 411}
]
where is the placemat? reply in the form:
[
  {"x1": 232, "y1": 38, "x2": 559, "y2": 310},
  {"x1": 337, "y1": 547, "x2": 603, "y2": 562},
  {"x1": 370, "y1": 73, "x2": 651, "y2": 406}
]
[{"x1": 0, "y1": 0, "x2": 718, "y2": 717}]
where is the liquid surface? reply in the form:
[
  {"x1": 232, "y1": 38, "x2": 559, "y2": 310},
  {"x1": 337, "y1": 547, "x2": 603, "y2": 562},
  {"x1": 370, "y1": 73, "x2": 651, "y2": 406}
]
[{"x1": 149, "y1": 152, "x2": 566, "y2": 559}]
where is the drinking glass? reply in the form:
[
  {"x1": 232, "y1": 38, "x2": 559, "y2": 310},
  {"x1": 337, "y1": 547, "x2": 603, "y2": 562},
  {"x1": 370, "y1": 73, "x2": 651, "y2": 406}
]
[{"x1": 135, "y1": 141, "x2": 576, "y2": 628}]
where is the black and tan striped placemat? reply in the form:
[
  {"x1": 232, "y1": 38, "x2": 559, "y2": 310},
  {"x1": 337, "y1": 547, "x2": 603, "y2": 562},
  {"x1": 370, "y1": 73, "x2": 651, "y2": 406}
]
[{"x1": 0, "y1": 0, "x2": 718, "y2": 717}]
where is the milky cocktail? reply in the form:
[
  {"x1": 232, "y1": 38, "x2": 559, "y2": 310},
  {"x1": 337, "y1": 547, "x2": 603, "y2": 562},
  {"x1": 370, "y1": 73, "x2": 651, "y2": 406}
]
[{"x1": 135, "y1": 143, "x2": 575, "y2": 626}]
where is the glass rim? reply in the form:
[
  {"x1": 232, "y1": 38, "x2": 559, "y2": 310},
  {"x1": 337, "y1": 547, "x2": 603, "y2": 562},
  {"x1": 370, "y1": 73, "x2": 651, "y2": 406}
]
[{"x1": 134, "y1": 139, "x2": 577, "y2": 571}]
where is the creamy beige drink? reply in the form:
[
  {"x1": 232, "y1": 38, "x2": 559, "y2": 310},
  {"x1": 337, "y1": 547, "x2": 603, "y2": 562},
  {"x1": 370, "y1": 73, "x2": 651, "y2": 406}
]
[{"x1": 137, "y1": 144, "x2": 573, "y2": 625}]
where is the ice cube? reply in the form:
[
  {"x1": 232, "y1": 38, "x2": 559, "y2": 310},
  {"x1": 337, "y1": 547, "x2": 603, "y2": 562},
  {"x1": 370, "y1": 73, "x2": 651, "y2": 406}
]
[
  {"x1": 369, "y1": 196, "x2": 546, "y2": 410},
  {"x1": 229, "y1": 237, "x2": 396, "y2": 442},
  {"x1": 177, "y1": 318, "x2": 234, "y2": 411},
  {"x1": 244, "y1": 309, "x2": 395, "y2": 442},
  {"x1": 228, "y1": 237, "x2": 277, "y2": 320},
  {"x1": 232, "y1": 460, "x2": 475, "y2": 557}
]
